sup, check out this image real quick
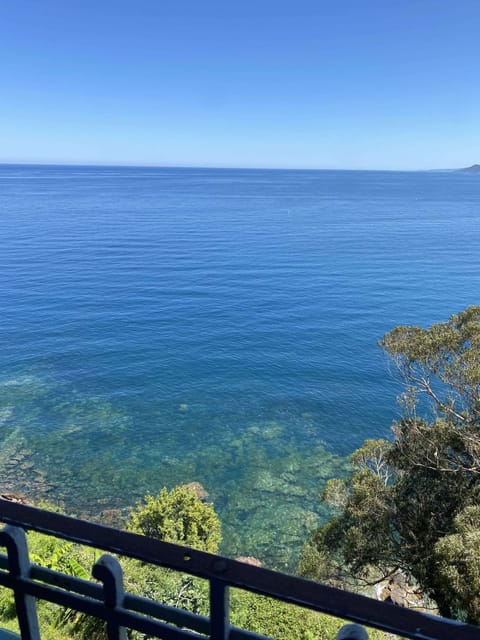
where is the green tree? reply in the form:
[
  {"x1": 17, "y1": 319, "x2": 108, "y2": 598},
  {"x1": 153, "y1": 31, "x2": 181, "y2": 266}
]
[
  {"x1": 128, "y1": 485, "x2": 222, "y2": 553},
  {"x1": 434, "y1": 506, "x2": 480, "y2": 623},
  {"x1": 299, "y1": 306, "x2": 480, "y2": 621}
]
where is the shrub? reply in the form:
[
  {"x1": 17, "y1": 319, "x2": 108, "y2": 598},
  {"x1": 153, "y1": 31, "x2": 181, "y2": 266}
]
[{"x1": 128, "y1": 485, "x2": 221, "y2": 552}]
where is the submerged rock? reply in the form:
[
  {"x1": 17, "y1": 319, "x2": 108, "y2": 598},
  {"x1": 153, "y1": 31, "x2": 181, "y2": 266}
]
[
  {"x1": 99, "y1": 508, "x2": 125, "y2": 528},
  {"x1": 182, "y1": 481, "x2": 209, "y2": 501}
]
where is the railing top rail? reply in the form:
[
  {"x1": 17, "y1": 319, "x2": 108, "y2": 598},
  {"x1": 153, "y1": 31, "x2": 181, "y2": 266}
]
[{"x1": 1, "y1": 499, "x2": 479, "y2": 640}]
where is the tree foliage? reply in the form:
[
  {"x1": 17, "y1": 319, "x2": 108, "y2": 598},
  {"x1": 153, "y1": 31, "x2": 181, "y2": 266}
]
[
  {"x1": 434, "y1": 506, "x2": 480, "y2": 623},
  {"x1": 300, "y1": 306, "x2": 480, "y2": 621},
  {"x1": 128, "y1": 485, "x2": 222, "y2": 553}
]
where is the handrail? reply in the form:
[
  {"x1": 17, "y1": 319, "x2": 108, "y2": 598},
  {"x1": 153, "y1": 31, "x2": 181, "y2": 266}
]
[{"x1": 0, "y1": 499, "x2": 479, "y2": 640}]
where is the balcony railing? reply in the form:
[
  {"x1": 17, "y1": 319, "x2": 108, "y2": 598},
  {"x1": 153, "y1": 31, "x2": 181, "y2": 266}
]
[{"x1": 0, "y1": 499, "x2": 479, "y2": 640}]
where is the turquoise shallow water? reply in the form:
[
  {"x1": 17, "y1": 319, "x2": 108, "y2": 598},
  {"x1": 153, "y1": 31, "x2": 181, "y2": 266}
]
[{"x1": 1, "y1": 165, "x2": 479, "y2": 567}]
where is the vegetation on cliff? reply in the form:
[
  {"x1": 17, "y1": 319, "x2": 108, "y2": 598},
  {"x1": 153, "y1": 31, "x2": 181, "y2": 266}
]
[
  {"x1": 300, "y1": 306, "x2": 480, "y2": 622},
  {"x1": 0, "y1": 487, "x2": 387, "y2": 640},
  {"x1": 128, "y1": 485, "x2": 222, "y2": 552}
]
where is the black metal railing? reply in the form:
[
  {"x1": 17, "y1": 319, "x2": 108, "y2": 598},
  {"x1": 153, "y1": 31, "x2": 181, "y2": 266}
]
[{"x1": 0, "y1": 499, "x2": 479, "y2": 640}]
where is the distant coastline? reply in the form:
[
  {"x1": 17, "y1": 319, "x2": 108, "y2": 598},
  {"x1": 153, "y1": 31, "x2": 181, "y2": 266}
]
[{"x1": 458, "y1": 164, "x2": 480, "y2": 173}]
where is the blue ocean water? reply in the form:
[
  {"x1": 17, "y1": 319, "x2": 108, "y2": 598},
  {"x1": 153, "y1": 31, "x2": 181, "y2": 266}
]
[{"x1": 1, "y1": 164, "x2": 479, "y2": 566}]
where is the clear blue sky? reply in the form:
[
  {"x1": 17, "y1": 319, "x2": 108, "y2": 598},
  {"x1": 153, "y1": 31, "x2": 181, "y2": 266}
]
[{"x1": 1, "y1": 0, "x2": 479, "y2": 169}]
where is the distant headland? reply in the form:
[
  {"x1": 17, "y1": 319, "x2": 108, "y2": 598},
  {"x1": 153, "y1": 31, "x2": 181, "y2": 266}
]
[{"x1": 458, "y1": 164, "x2": 480, "y2": 173}]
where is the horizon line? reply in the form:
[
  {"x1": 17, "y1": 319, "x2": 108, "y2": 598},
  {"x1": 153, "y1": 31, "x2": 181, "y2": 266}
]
[{"x1": 0, "y1": 160, "x2": 456, "y2": 173}]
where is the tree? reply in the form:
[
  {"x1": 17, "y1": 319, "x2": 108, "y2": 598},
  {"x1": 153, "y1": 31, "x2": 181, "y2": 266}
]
[
  {"x1": 434, "y1": 506, "x2": 480, "y2": 623},
  {"x1": 299, "y1": 306, "x2": 480, "y2": 621},
  {"x1": 128, "y1": 485, "x2": 222, "y2": 553}
]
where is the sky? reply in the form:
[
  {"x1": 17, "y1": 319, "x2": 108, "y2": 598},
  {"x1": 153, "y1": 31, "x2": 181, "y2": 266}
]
[{"x1": 1, "y1": 0, "x2": 479, "y2": 170}]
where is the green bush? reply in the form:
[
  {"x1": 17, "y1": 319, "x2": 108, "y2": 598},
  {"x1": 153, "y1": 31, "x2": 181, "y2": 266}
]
[{"x1": 128, "y1": 485, "x2": 222, "y2": 552}]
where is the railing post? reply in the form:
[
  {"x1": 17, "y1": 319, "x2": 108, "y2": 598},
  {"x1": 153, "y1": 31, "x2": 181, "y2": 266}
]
[
  {"x1": 337, "y1": 623, "x2": 369, "y2": 639},
  {"x1": 210, "y1": 578, "x2": 229, "y2": 640},
  {"x1": 0, "y1": 526, "x2": 40, "y2": 640},
  {"x1": 92, "y1": 554, "x2": 126, "y2": 640}
]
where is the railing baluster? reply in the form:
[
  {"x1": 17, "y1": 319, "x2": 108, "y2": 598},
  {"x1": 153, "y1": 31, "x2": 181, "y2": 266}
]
[
  {"x1": 337, "y1": 623, "x2": 369, "y2": 639},
  {"x1": 0, "y1": 526, "x2": 41, "y2": 640},
  {"x1": 210, "y1": 578, "x2": 229, "y2": 640},
  {"x1": 92, "y1": 554, "x2": 126, "y2": 640}
]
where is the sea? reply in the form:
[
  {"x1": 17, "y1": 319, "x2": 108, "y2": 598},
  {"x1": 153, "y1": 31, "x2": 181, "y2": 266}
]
[{"x1": 1, "y1": 164, "x2": 479, "y2": 567}]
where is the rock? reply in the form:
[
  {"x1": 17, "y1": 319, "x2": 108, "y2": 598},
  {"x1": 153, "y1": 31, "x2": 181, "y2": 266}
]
[
  {"x1": 0, "y1": 492, "x2": 29, "y2": 504},
  {"x1": 182, "y1": 482, "x2": 209, "y2": 501},
  {"x1": 235, "y1": 556, "x2": 263, "y2": 567},
  {"x1": 377, "y1": 570, "x2": 429, "y2": 610},
  {"x1": 100, "y1": 509, "x2": 125, "y2": 528}
]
